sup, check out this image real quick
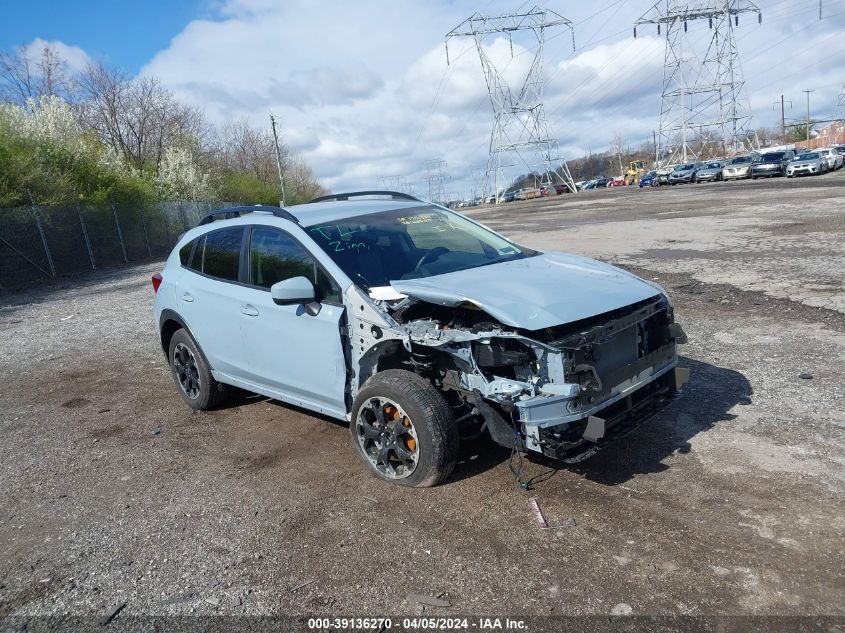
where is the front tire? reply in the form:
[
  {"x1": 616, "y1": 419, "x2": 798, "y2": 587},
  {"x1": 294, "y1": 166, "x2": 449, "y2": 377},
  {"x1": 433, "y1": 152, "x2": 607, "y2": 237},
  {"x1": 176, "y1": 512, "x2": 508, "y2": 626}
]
[
  {"x1": 168, "y1": 328, "x2": 227, "y2": 410},
  {"x1": 350, "y1": 370, "x2": 458, "y2": 488}
]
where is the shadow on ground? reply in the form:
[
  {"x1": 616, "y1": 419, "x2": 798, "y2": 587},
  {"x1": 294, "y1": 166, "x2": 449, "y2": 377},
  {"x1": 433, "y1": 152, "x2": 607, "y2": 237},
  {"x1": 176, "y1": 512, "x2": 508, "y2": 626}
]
[
  {"x1": 207, "y1": 356, "x2": 751, "y2": 489},
  {"x1": 513, "y1": 356, "x2": 752, "y2": 488}
]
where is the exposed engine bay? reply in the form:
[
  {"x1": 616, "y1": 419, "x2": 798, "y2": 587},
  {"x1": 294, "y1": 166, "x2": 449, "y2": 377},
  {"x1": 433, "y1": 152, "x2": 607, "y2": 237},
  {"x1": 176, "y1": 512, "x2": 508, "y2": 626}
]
[{"x1": 343, "y1": 283, "x2": 688, "y2": 463}]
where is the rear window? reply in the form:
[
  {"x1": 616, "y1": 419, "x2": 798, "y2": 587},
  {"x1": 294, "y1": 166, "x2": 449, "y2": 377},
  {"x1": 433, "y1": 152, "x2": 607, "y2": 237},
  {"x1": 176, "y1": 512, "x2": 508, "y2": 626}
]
[{"x1": 202, "y1": 227, "x2": 244, "y2": 281}]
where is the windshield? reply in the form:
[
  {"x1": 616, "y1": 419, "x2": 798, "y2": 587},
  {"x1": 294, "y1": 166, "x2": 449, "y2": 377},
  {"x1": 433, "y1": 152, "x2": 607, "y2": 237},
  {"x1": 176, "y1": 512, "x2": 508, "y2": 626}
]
[
  {"x1": 798, "y1": 153, "x2": 819, "y2": 160},
  {"x1": 307, "y1": 206, "x2": 532, "y2": 291},
  {"x1": 676, "y1": 164, "x2": 694, "y2": 171},
  {"x1": 730, "y1": 156, "x2": 753, "y2": 164},
  {"x1": 760, "y1": 153, "x2": 784, "y2": 161},
  {"x1": 705, "y1": 162, "x2": 722, "y2": 169}
]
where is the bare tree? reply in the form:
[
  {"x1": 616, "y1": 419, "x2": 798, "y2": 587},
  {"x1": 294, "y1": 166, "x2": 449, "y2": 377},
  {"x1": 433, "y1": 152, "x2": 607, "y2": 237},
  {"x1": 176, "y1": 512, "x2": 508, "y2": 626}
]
[
  {"x1": 212, "y1": 118, "x2": 281, "y2": 183},
  {"x1": 610, "y1": 134, "x2": 626, "y2": 176},
  {"x1": 77, "y1": 62, "x2": 206, "y2": 173},
  {"x1": 288, "y1": 156, "x2": 326, "y2": 202},
  {"x1": 0, "y1": 43, "x2": 73, "y2": 106}
]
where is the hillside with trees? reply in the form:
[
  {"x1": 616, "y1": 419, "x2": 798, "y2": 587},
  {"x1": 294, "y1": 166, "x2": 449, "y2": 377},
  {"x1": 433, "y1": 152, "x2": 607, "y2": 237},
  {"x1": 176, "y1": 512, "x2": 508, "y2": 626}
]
[{"x1": 0, "y1": 43, "x2": 325, "y2": 209}]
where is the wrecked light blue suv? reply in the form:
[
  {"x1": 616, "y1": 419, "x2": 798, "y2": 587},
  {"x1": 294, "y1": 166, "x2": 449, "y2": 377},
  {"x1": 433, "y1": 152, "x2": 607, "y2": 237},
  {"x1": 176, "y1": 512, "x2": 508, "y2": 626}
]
[{"x1": 152, "y1": 191, "x2": 688, "y2": 487}]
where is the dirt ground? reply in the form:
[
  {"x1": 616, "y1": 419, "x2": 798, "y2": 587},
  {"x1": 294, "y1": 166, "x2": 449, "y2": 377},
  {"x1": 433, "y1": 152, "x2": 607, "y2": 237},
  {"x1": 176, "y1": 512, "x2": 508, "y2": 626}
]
[{"x1": 1, "y1": 172, "x2": 844, "y2": 624}]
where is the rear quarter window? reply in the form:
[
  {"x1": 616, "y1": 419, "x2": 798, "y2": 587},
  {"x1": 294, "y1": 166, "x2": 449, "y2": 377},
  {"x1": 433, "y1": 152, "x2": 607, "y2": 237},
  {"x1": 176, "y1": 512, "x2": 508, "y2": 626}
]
[
  {"x1": 189, "y1": 236, "x2": 205, "y2": 272},
  {"x1": 179, "y1": 240, "x2": 194, "y2": 266},
  {"x1": 202, "y1": 227, "x2": 244, "y2": 281}
]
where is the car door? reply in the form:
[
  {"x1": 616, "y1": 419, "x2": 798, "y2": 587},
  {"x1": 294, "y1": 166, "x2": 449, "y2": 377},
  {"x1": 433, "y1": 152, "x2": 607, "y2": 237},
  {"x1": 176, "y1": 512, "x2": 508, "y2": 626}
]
[
  {"x1": 176, "y1": 225, "x2": 251, "y2": 378},
  {"x1": 237, "y1": 225, "x2": 347, "y2": 417}
]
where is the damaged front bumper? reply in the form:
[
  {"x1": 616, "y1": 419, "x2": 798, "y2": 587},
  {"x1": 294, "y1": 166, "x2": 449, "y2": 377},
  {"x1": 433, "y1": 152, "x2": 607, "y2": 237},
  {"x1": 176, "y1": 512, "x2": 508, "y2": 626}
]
[{"x1": 519, "y1": 364, "x2": 690, "y2": 462}]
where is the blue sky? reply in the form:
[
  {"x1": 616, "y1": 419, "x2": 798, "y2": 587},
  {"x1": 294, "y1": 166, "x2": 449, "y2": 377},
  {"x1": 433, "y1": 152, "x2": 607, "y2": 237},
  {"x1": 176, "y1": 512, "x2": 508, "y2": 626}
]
[
  {"x1": 2, "y1": 0, "x2": 844, "y2": 195},
  {"x1": 0, "y1": 0, "x2": 207, "y2": 73}
]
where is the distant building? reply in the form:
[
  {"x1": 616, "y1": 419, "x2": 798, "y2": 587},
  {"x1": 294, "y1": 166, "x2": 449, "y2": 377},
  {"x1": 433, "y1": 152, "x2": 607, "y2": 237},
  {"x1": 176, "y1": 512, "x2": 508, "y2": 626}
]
[{"x1": 796, "y1": 120, "x2": 845, "y2": 150}]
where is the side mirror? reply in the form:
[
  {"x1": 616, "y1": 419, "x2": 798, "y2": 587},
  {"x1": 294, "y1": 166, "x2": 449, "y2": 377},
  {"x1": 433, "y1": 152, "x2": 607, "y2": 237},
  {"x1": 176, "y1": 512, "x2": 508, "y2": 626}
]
[{"x1": 270, "y1": 276, "x2": 315, "y2": 306}]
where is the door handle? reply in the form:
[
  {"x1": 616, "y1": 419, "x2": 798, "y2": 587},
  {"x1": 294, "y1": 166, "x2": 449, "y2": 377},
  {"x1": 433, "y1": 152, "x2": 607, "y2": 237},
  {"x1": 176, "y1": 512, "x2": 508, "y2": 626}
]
[
  {"x1": 182, "y1": 292, "x2": 194, "y2": 303},
  {"x1": 240, "y1": 304, "x2": 259, "y2": 317}
]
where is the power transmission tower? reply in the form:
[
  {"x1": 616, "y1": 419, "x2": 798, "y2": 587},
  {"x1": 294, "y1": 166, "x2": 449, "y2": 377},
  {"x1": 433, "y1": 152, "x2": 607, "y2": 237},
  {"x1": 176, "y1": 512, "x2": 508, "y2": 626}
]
[
  {"x1": 380, "y1": 175, "x2": 402, "y2": 191},
  {"x1": 635, "y1": 0, "x2": 762, "y2": 165},
  {"x1": 445, "y1": 7, "x2": 578, "y2": 202},
  {"x1": 400, "y1": 179, "x2": 417, "y2": 197},
  {"x1": 424, "y1": 159, "x2": 448, "y2": 204},
  {"x1": 838, "y1": 82, "x2": 845, "y2": 119}
]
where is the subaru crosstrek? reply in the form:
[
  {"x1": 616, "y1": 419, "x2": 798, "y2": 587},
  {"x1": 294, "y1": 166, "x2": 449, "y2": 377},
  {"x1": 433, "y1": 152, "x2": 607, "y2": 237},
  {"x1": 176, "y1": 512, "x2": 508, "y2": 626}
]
[{"x1": 153, "y1": 192, "x2": 689, "y2": 487}]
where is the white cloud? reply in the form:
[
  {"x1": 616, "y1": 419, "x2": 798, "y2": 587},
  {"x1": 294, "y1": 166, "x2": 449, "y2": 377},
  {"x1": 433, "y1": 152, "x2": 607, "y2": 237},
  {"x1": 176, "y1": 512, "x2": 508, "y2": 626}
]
[
  {"x1": 21, "y1": 37, "x2": 91, "y2": 73},
  {"x1": 136, "y1": 0, "x2": 845, "y2": 197}
]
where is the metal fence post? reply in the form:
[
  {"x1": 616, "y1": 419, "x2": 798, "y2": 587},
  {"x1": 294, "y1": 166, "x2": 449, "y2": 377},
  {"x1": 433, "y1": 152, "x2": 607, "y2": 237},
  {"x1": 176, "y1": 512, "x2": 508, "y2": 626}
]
[
  {"x1": 77, "y1": 203, "x2": 96, "y2": 269},
  {"x1": 162, "y1": 204, "x2": 173, "y2": 249},
  {"x1": 138, "y1": 206, "x2": 152, "y2": 258},
  {"x1": 177, "y1": 201, "x2": 188, "y2": 232},
  {"x1": 111, "y1": 204, "x2": 128, "y2": 264},
  {"x1": 30, "y1": 206, "x2": 57, "y2": 277}
]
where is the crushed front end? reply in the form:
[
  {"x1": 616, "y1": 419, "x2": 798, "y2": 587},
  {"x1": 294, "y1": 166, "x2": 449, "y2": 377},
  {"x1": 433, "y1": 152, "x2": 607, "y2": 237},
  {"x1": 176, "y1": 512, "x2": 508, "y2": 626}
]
[
  {"x1": 514, "y1": 296, "x2": 689, "y2": 462},
  {"x1": 348, "y1": 282, "x2": 688, "y2": 464}
]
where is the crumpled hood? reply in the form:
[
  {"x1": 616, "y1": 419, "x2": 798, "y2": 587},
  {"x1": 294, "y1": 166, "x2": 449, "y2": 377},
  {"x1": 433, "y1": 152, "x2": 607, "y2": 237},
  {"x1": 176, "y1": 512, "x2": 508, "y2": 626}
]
[{"x1": 391, "y1": 252, "x2": 662, "y2": 330}]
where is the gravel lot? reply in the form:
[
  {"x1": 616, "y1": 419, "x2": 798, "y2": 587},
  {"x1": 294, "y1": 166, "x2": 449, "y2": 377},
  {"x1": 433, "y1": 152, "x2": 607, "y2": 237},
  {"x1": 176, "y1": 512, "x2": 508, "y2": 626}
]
[{"x1": 1, "y1": 173, "x2": 844, "y2": 624}]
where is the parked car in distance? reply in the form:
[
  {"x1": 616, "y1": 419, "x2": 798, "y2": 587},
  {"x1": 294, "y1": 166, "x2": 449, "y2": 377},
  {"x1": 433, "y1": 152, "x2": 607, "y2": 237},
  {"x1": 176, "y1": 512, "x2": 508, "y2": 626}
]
[
  {"x1": 655, "y1": 164, "x2": 679, "y2": 185},
  {"x1": 153, "y1": 194, "x2": 689, "y2": 487},
  {"x1": 817, "y1": 148, "x2": 843, "y2": 171},
  {"x1": 751, "y1": 151, "x2": 794, "y2": 179},
  {"x1": 694, "y1": 161, "x2": 724, "y2": 182},
  {"x1": 668, "y1": 162, "x2": 703, "y2": 184},
  {"x1": 502, "y1": 190, "x2": 517, "y2": 203},
  {"x1": 514, "y1": 188, "x2": 540, "y2": 201},
  {"x1": 554, "y1": 183, "x2": 573, "y2": 194},
  {"x1": 722, "y1": 155, "x2": 755, "y2": 181},
  {"x1": 786, "y1": 152, "x2": 829, "y2": 177},
  {"x1": 607, "y1": 176, "x2": 626, "y2": 187},
  {"x1": 638, "y1": 170, "x2": 658, "y2": 187}
]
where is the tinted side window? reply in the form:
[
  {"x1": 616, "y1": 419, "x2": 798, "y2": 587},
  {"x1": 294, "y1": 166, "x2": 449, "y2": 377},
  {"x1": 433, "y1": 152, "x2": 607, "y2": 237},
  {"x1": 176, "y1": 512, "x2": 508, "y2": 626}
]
[
  {"x1": 179, "y1": 240, "x2": 194, "y2": 266},
  {"x1": 203, "y1": 228, "x2": 243, "y2": 281},
  {"x1": 250, "y1": 228, "x2": 340, "y2": 304},
  {"x1": 188, "y1": 236, "x2": 205, "y2": 272}
]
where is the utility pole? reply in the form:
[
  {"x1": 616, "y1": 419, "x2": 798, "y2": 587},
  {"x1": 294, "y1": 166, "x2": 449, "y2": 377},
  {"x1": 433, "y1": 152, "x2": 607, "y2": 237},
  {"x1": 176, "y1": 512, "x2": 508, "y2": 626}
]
[
  {"x1": 802, "y1": 89, "x2": 814, "y2": 143},
  {"x1": 773, "y1": 95, "x2": 791, "y2": 138},
  {"x1": 269, "y1": 112, "x2": 287, "y2": 207},
  {"x1": 652, "y1": 130, "x2": 658, "y2": 166}
]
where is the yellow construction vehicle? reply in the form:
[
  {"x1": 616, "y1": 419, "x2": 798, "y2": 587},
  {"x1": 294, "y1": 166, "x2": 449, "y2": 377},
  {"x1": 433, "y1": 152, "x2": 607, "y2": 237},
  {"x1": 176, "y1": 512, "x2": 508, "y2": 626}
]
[{"x1": 624, "y1": 159, "x2": 649, "y2": 185}]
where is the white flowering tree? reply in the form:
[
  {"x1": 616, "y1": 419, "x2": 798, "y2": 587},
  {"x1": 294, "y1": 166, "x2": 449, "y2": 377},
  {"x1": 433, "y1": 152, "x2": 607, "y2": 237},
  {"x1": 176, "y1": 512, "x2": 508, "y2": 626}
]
[{"x1": 155, "y1": 146, "x2": 216, "y2": 202}]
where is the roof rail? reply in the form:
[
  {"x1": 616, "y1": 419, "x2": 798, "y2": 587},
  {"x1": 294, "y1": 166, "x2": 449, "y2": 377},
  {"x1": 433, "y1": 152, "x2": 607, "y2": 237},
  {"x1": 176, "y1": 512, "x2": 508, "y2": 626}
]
[
  {"x1": 308, "y1": 190, "x2": 422, "y2": 204},
  {"x1": 198, "y1": 205, "x2": 298, "y2": 226}
]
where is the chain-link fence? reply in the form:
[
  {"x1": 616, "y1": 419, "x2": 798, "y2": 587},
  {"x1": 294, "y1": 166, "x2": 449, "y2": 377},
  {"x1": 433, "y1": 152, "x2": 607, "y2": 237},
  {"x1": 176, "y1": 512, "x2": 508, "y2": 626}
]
[{"x1": 0, "y1": 201, "x2": 238, "y2": 289}]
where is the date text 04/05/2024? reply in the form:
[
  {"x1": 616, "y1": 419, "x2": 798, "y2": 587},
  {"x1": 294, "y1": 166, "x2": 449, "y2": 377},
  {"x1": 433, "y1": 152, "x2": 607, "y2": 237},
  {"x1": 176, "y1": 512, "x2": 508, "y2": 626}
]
[{"x1": 306, "y1": 617, "x2": 527, "y2": 630}]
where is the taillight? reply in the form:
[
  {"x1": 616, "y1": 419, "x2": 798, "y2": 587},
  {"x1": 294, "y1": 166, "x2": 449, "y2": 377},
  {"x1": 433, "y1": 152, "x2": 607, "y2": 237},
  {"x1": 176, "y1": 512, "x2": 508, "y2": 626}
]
[{"x1": 152, "y1": 273, "x2": 163, "y2": 293}]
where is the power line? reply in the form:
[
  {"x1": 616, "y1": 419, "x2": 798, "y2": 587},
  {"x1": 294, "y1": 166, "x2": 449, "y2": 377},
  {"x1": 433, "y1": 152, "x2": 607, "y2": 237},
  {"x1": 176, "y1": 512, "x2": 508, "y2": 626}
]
[
  {"x1": 423, "y1": 158, "x2": 448, "y2": 204},
  {"x1": 445, "y1": 7, "x2": 578, "y2": 201},
  {"x1": 635, "y1": 0, "x2": 762, "y2": 163}
]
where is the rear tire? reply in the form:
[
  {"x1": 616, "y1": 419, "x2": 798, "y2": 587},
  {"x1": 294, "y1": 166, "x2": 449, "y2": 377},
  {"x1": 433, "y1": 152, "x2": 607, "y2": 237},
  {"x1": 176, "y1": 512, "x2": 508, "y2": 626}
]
[
  {"x1": 168, "y1": 328, "x2": 227, "y2": 410},
  {"x1": 350, "y1": 370, "x2": 458, "y2": 488}
]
